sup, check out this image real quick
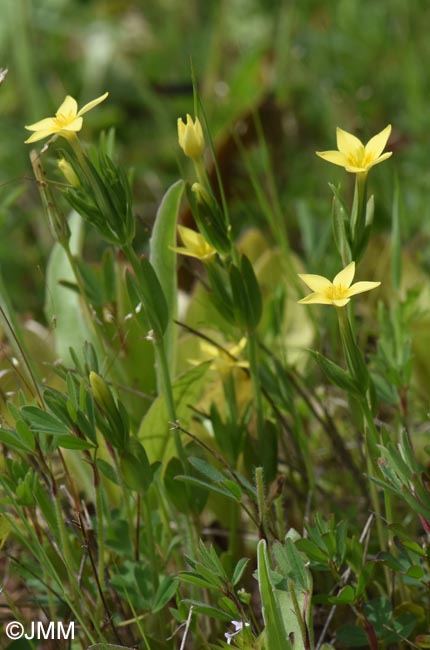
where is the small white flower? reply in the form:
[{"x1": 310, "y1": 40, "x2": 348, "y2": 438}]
[
  {"x1": 225, "y1": 620, "x2": 250, "y2": 645},
  {"x1": 145, "y1": 329, "x2": 155, "y2": 341}
]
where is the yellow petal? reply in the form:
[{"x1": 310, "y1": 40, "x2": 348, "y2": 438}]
[
  {"x1": 60, "y1": 117, "x2": 83, "y2": 133},
  {"x1": 336, "y1": 127, "x2": 364, "y2": 156},
  {"x1": 56, "y1": 95, "x2": 78, "y2": 118},
  {"x1": 231, "y1": 337, "x2": 247, "y2": 356},
  {"x1": 364, "y1": 125, "x2": 391, "y2": 160},
  {"x1": 347, "y1": 281, "x2": 381, "y2": 296},
  {"x1": 333, "y1": 262, "x2": 355, "y2": 288},
  {"x1": 170, "y1": 246, "x2": 205, "y2": 260},
  {"x1": 24, "y1": 117, "x2": 57, "y2": 132},
  {"x1": 366, "y1": 151, "x2": 393, "y2": 170},
  {"x1": 200, "y1": 341, "x2": 220, "y2": 358},
  {"x1": 298, "y1": 293, "x2": 333, "y2": 305},
  {"x1": 24, "y1": 129, "x2": 57, "y2": 143},
  {"x1": 298, "y1": 273, "x2": 332, "y2": 293},
  {"x1": 178, "y1": 225, "x2": 203, "y2": 249},
  {"x1": 332, "y1": 298, "x2": 350, "y2": 307},
  {"x1": 316, "y1": 150, "x2": 349, "y2": 167},
  {"x1": 78, "y1": 91, "x2": 109, "y2": 116},
  {"x1": 345, "y1": 164, "x2": 368, "y2": 173}
]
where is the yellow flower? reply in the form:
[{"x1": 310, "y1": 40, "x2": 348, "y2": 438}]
[
  {"x1": 177, "y1": 114, "x2": 204, "y2": 160},
  {"x1": 25, "y1": 92, "x2": 109, "y2": 144},
  {"x1": 171, "y1": 225, "x2": 216, "y2": 261},
  {"x1": 190, "y1": 338, "x2": 249, "y2": 374},
  {"x1": 298, "y1": 261, "x2": 380, "y2": 307},
  {"x1": 316, "y1": 125, "x2": 392, "y2": 174}
]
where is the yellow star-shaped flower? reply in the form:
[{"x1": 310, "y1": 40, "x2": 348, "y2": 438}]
[
  {"x1": 189, "y1": 338, "x2": 249, "y2": 374},
  {"x1": 298, "y1": 261, "x2": 380, "y2": 307},
  {"x1": 25, "y1": 92, "x2": 109, "y2": 144},
  {"x1": 171, "y1": 225, "x2": 216, "y2": 261},
  {"x1": 316, "y1": 125, "x2": 392, "y2": 174}
]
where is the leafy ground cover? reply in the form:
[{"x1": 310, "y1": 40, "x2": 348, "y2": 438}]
[{"x1": 0, "y1": 1, "x2": 429, "y2": 649}]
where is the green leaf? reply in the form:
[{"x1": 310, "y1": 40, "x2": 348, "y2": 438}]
[
  {"x1": 175, "y1": 475, "x2": 237, "y2": 502},
  {"x1": 152, "y1": 575, "x2": 177, "y2": 613},
  {"x1": 150, "y1": 179, "x2": 184, "y2": 377},
  {"x1": 336, "y1": 624, "x2": 368, "y2": 647},
  {"x1": 0, "y1": 427, "x2": 33, "y2": 452},
  {"x1": 406, "y1": 565, "x2": 425, "y2": 580},
  {"x1": 232, "y1": 557, "x2": 250, "y2": 586},
  {"x1": 21, "y1": 406, "x2": 70, "y2": 436},
  {"x1": 257, "y1": 539, "x2": 291, "y2": 650},
  {"x1": 44, "y1": 211, "x2": 98, "y2": 365},
  {"x1": 55, "y1": 435, "x2": 95, "y2": 450},
  {"x1": 119, "y1": 439, "x2": 152, "y2": 492},
  {"x1": 177, "y1": 572, "x2": 216, "y2": 590},
  {"x1": 310, "y1": 351, "x2": 362, "y2": 397},
  {"x1": 240, "y1": 254, "x2": 262, "y2": 329},
  {"x1": 274, "y1": 539, "x2": 310, "y2": 592},
  {"x1": 96, "y1": 459, "x2": 119, "y2": 485},
  {"x1": 182, "y1": 599, "x2": 232, "y2": 622},
  {"x1": 188, "y1": 456, "x2": 226, "y2": 484},
  {"x1": 328, "y1": 585, "x2": 356, "y2": 605},
  {"x1": 137, "y1": 363, "x2": 208, "y2": 463}
]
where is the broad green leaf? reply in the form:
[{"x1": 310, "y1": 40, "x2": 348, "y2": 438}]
[
  {"x1": 150, "y1": 179, "x2": 184, "y2": 378},
  {"x1": 272, "y1": 539, "x2": 314, "y2": 650},
  {"x1": 257, "y1": 539, "x2": 291, "y2": 650},
  {"x1": 137, "y1": 363, "x2": 209, "y2": 463},
  {"x1": 45, "y1": 211, "x2": 98, "y2": 364}
]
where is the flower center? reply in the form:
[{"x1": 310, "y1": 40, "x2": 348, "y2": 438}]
[
  {"x1": 324, "y1": 284, "x2": 348, "y2": 300},
  {"x1": 55, "y1": 113, "x2": 74, "y2": 127}
]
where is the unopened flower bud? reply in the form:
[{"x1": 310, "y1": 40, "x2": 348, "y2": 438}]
[
  {"x1": 57, "y1": 158, "x2": 79, "y2": 187},
  {"x1": 177, "y1": 114, "x2": 205, "y2": 160}
]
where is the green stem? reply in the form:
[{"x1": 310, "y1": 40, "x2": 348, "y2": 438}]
[
  {"x1": 247, "y1": 333, "x2": 265, "y2": 445},
  {"x1": 95, "y1": 473, "x2": 106, "y2": 597},
  {"x1": 255, "y1": 467, "x2": 269, "y2": 539},
  {"x1": 155, "y1": 340, "x2": 187, "y2": 466},
  {"x1": 351, "y1": 172, "x2": 368, "y2": 256},
  {"x1": 123, "y1": 243, "x2": 187, "y2": 465}
]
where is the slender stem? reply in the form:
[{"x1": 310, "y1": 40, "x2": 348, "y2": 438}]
[
  {"x1": 155, "y1": 340, "x2": 187, "y2": 466},
  {"x1": 94, "y1": 470, "x2": 106, "y2": 596},
  {"x1": 255, "y1": 467, "x2": 269, "y2": 539},
  {"x1": 143, "y1": 493, "x2": 159, "y2": 591},
  {"x1": 351, "y1": 172, "x2": 368, "y2": 255},
  {"x1": 123, "y1": 243, "x2": 186, "y2": 464}
]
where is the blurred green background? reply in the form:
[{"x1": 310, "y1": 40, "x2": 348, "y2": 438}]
[{"x1": 0, "y1": 0, "x2": 429, "y2": 320}]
